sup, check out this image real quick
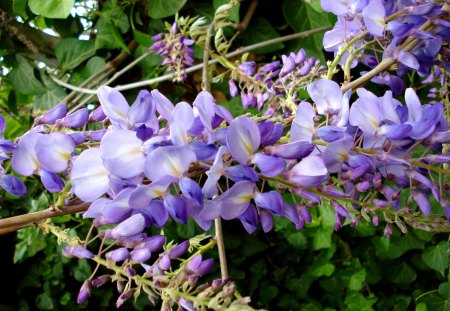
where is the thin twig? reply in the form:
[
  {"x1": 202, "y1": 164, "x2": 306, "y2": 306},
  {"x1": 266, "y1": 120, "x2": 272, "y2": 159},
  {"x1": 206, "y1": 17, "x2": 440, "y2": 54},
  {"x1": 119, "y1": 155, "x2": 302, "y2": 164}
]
[
  {"x1": 232, "y1": 0, "x2": 259, "y2": 31},
  {"x1": 0, "y1": 202, "x2": 90, "y2": 235}
]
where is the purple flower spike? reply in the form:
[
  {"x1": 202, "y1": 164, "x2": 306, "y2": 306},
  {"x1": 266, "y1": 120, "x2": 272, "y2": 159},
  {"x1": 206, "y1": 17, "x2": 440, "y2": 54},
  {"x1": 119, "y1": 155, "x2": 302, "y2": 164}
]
[
  {"x1": 226, "y1": 117, "x2": 261, "y2": 165},
  {"x1": 56, "y1": 108, "x2": 89, "y2": 128},
  {"x1": 36, "y1": 133, "x2": 75, "y2": 173},
  {"x1": 36, "y1": 103, "x2": 67, "y2": 125},
  {"x1": 0, "y1": 174, "x2": 27, "y2": 196},
  {"x1": 100, "y1": 129, "x2": 145, "y2": 179},
  {"x1": 62, "y1": 245, "x2": 95, "y2": 259},
  {"x1": 285, "y1": 155, "x2": 328, "y2": 187},
  {"x1": 144, "y1": 146, "x2": 196, "y2": 181},
  {"x1": 71, "y1": 148, "x2": 110, "y2": 202},
  {"x1": 111, "y1": 213, "x2": 146, "y2": 238}
]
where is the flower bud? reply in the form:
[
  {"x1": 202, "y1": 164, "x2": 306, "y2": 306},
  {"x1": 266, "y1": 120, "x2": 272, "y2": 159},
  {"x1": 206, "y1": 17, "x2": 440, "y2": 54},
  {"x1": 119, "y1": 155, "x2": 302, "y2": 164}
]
[
  {"x1": 168, "y1": 241, "x2": 189, "y2": 259},
  {"x1": 77, "y1": 280, "x2": 91, "y2": 304},
  {"x1": 105, "y1": 248, "x2": 130, "y2": 262},
  {"x1": 92, "y1": 275, "x2": 111, "y2": 287},
  {"x1": 116, "y1": 289, "x2": 136, "y2": 308},
  {"x1": 62, "y1": 245, "x2": 94, "y2": 259}
]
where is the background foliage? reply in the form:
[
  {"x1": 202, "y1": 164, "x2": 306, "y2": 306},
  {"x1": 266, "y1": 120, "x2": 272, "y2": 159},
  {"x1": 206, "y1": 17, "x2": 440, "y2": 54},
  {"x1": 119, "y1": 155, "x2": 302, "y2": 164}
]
[{"x1": 0, "y1": 0, "x2": 448, "y2": 310}]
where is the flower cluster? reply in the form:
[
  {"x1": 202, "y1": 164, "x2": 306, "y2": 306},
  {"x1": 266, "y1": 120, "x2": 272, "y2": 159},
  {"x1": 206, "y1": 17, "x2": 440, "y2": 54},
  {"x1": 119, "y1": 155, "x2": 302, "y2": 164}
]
[
  {"x1": 150, "y1": 21, "x2": 195, "y2": 82},
  {"x1": 228, "y1": 48, "x2": 323, "y2": 114},
  {"x1": 322, "y1": 0, "x2": 449, "y2": 94}
]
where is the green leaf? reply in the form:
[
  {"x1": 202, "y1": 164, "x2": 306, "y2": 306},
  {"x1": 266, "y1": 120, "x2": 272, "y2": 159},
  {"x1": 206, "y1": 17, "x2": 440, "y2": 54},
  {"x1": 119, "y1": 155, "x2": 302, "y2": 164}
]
[
  {"x1": 312, "y1": 224, "x2": 333, "y2": 250},
  {"x1": 287, "y1": 232, "x2": 307, "y2": 249},
  {"x1": 386, "y1": 263, "x2": 417, "y2": 285},
  {"x1": 416, "y1": 303, "x2": 427, "y2": 311},
  {"x1": 35, "y1": 293, "x2": 54, "y2": 310},
  {"x1": 28, "y1": 0, "x2": 74, "y2": 19},
  {"x1": 34, "y1": 75, "x2": 67, "y2": 113},
  {"x1": 147, "y1": 0, "x2": 187, "y2": 19},
  {"x1": 102, "y1": 0, "x2": 130, "y2": 33},
  {"x1": 309, "y1": 263, "x2": 335, "y2": 277},
  {"x1": 282, "y1": 0, "x2": 333, "y2": 61},
  {"x1": 86, "y1": 56, "x2": 106, "y2": 75},
  {"x1": 13, "y1": 0, "x2": 28, "y2": 17},
  {"x1": 348, "y1": 269, "x2": 367, "y2": 291},
  {"x1": 55, "y1": 38, "x2": 95, "y2": 70},
  {"x1": 135, "y1": 45, "x2": 164, "y2": 69},
  {"x1": 422, "y1": 242, "x2": 449, "y2": 274},
  {"x1": 9, "y1": 55, "x2": 46, "y2": 95},
  {"x1": 241, "y1": 17, "x2": 284, "y2": 54},
  {"x1": 134, "y1": 29, "x2": 153, "y2": 46},
  {"x1": 344, "y1": 293, "x2": 377, "y2": 311},
  {"x1": 95, "y1": 18, "x2": 129, "y2": 51}
]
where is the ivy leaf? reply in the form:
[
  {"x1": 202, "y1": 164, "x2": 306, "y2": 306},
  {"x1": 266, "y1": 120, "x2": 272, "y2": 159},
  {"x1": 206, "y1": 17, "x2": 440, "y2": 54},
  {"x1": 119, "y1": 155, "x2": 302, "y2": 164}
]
[
  {"x1": 28, "y1": 0, "x2": 74, "y2": 19},
  {"x1": 95, "y1": 18, "x2": 129, "y2": 51},
  {"x1": 55, "y1": 38, "x2": 95, "y2": 70},
  {"x1": 241, "y1": 18, "x2": 284, "y2": 54},
  {"x1": 282, "y1": 0, "x2": 333, "y2": 61},
  {"x1": 102, "y1": 0, "x2": 130, "y2": 33},
  {"x1": 34, "y1": 75, "x2": 67, "y2": 113},
  {"x1": 422, "y1": 242, "x2": 449, "y2": 275},
  {"x1": 86, "y1": 56, "x2": 106, "y2": 75},
  {"x1": 148, "y1": 0, "x2": 187, "y2": 19},
  {"x1": 9, "y1": 55, "x2": 46, "y2": 95},
  {"x1": 35, "y1": 292, "x2": 54, "y2": 310}
]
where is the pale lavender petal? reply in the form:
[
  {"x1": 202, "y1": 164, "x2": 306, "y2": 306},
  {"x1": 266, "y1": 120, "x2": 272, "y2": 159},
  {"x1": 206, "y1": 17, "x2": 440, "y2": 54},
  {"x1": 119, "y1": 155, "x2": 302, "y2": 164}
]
[
  {"x1": 170, "y1": 102, "x2": 194, "y2": 146},
  {"x1": 379, "y1": 124, "x2": 412, "y2": 140},
  {"x1": 225, "y1": 165, "x2": 259, "y2": 182},
  {"x1": 101, "y1": 188, "x2": 133, "y2": 225},
  {"x1": 71, "y1": 148, "x2": 110, "y2": 202},
  {"x1": 56, "y1": 108, "x2": 89, "y2": 128},
  {"x1": 322, "y1": 137, "x2": 354, "y2": 173},
  {"x1": 97, "y1": 86, "x2": 129, "y2": 127},
  {"x1": 193, "y1": 91, "x2": 215, "y2": 132},
  {"x1": 405, "y1": 88, "x2": 422, "y2": 123},
  {"x1": 151, "y1": 89, "x2": 174, "y2": 121},
  {"x1": 203, "y1": 146, "x2": 227, "y2": 198},
  {"x1": 219, "y1": 180, "x2": 255, "y2": 220},
  {"x1": 36, "y1": 133, "x2": 74, "y2": 173},
  {"x1": 164, "y1": 195, "x2": 189, "y2": 224},
  {"x1": 100, "y1": 129, "x2": 145, "y2": 179},
  {"x1": 349, "y1": 94, "x2": 382, "y2": 135},
  {"x1": 144, "y1": 146, "x2": 196, "y2": 181},
  {"x1": 226, "y1": 117, "x2": 261, "y2": 165},
  {"x1": 129, "y1": 176, "x2": 176, "y2": 208},
  {"x1": 396, "y1": 51, "x2": 419, "y2": 70},
  {"x1": 381, "y1": 91, "x2": 400, "y2": 124},
  {"x1": 179, "y1": 177, "x2": 203, "y2": 205},
  {"x1": 291, "y1": 101, "x2": 315, "y2": 142},
  {"x1": 252, "y1": 153, "x2": 285, "y2": 177},
  {"x1": 11, "y1": 132, "x2": 42, "y2": 176},
  {"x1": 144, "y1": 200, "x2": 169, "y2": 228},
  {"x1": 362, "y1": 0, "x2": 385, "y2": 37},
  {"x1": 307, "y1": 79, "x2": 342, "y2": 115},
  {"x1": 83, "y1": 198, "x2": 111, "y2": 219},
  {"x1": 264, "y1": 141, "x2": 314, "y2": 160},
  {"x1": 128, "y1": 90, "x2": 155, "y2": 126},
  {"x1": 260, "y1": 209, "x2": 273, "y2": 233},
  {"x1": 111, "y1": 214, "x2": 146, "y2": 238},
  {"x1": 286, "y1": 155, "x2": 328, "y2": 187},
  {"x1": 199, "y1": 199, "x2": 221, "y2": 221}
]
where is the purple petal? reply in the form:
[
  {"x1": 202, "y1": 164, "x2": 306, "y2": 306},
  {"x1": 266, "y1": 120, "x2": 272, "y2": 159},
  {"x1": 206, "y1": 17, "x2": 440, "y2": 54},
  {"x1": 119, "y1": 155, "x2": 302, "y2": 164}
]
[
  {"x1": 219, "y1": 181, "x2": 255, "y2": 220},
  {"x1": 0, "y1": 174, "x2": 27, "y2": 196},
  {"x1": 405, "y1": 88, "x2": 422, "y2": 123},
  {"x1": 362, "y1": 0, "x2": 385, "y2": 37},
  {"x1": 203, "y1": 146, "x2": 227, "y2": 198},
  {"x1": 286, "y1": 155, "x2": 328, "y2": 187},
  {"x1": 254, "y1": 191, "x2": 284, "y2": 216},
  {"x1": 56, "y1": 108, "x2": 89, "y2": 128},
  {"x1": 111, "y1": 213, "x2": 146, "y2": 238},
  {"x1": 71, "y1": 148, "x2": 110, "y2": 202},
  {"x1": 349, "y1": 91, "x2": 382, "y2": 135},
  {"x1": 307, "y1": 79, "x2": 342, "y2": 115},
  {"x1": 36, "y1": 133, "x2": 75, "y2": 173},
  {"x1": 151, "y1": 89, "x2": 174, "y2": 121},
  {"x1": 239, "y1": 204, "x2": 258, "y2": 234},
  {"x1": 36, "y1": 103, "x2": 67, "y2": 125},
  {"x1": 225, "y1": 165, "x2": 259, "y2": 183},
  {"x1": 322, "y1": 137, "x2": 354, "y2": 173},
  {"x1": 11, "y1": 132, "x2": 42, "y2": 176},
  {"x1": 100, "y1": 129, "x2": 145, "y2": 179},
  {"x1": 144, "y1": 200, "x2": 169, "y2": 228},
  {"x1": 170, "y1": 102, "x2": 194, "y2": 146},
  {"x1": 258, "y1": 121, "x2": 283, "y2": 146},
  {"x1": 291, "y1": 101, "x2": 315, "y2": 142},
  {"x1": 40, "y1": 169, "x2": 64, "y2": 192},
  {"x1": 265, "y1": 141, "x2": 314, "y2": 160},
  {"x1": 128, "y1": 90, "x2": 155, "y2": 126},
  {"x1": 97, "y1": 86, "x2": 129, "y2": 127},
  {"x1": 193, "y1": 91, "x2": 215, "y2": 132},
  {"x1": 179, "y1": 177, "x2": 203, "y2": 205},
  {"x1": 226, "y1": 117, "x2": 261, "y2": 165},
  {"x1": 144, "y1": 146, "x2": 196, "y2": 181},
  {"x1": 260, "y1": 209, "x2": 273, "y2": 233},
  {"x1": 129, "y1": 176, "x2": 176, "y2": 208},
  {"x1": 252, "y1": 153, "x2": 285, "y2": 177}
]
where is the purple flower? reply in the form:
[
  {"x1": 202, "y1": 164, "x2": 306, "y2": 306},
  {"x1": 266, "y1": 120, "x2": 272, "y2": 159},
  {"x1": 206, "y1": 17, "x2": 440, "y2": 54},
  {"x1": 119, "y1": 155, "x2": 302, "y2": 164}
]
[
  {"x1": 238, "y1": 61, "x2": 256, "y2": 76},
  {"x1": 226, "y1": 117, "x2": 261, "y2": 165},
  {"x1": 284, "y1": 155, "x2": 328, "y2": 187}
]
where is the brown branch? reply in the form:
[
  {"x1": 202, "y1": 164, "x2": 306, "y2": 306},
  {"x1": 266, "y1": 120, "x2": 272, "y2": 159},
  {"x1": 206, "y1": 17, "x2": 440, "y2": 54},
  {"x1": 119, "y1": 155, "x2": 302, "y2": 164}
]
[
  {"x1": 0, "y1": 202, "x2": 90, "y2": 235},
  {"x1": 232, "y1": 0, "x2": 259, "y2": 31}
]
